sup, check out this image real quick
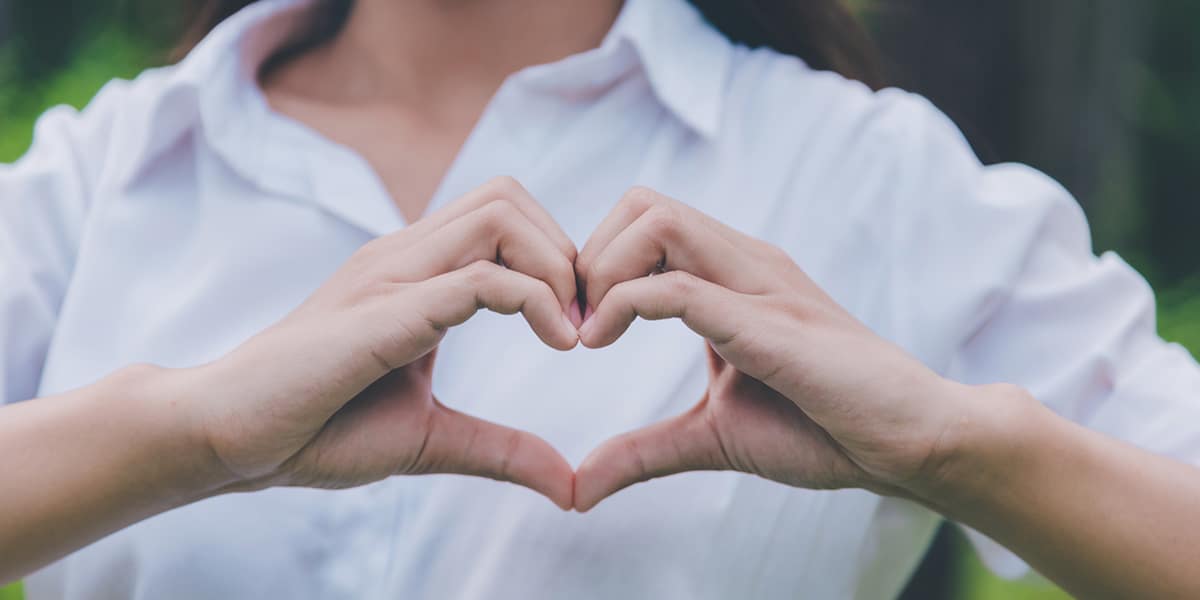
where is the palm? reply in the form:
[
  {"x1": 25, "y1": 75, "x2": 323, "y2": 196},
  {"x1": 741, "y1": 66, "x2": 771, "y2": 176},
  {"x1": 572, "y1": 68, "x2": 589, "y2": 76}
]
[
  {"x1": 575, "y1": 346, "x2": 866, "y2": 510},
  {"x1": 279, "y1": 353, "x2": 439, "y2": 489},
  {"x1": 702, "y1": 348, "x2": 864, "y2": 491},
  {"x1": 212, "y1": 345, "x2": 575, "y2": 509}
]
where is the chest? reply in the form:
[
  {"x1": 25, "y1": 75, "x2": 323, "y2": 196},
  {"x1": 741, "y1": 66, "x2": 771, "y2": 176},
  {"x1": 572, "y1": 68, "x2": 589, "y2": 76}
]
[
  {"x1": 30, "y1": 83, "x2": 940, "y2": 600},
  {"x1": 41, "y1": 86, "x2": 913, "y2": 395}
]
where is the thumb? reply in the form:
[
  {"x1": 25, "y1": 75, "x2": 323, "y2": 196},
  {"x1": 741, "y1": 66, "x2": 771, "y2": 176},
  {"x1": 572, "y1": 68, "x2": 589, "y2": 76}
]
[
  {"x1": 422, "y1": 398, "x2": 575, "y2": 510},
  {"x1": 706, "y1": 344, "x2": 726, "y2": 378},
  {"x1": 574, "y1": 397, "x2": 730, "y2": 512},
  {"x1": 415, "y1": 348, "x2": 437, "y2": 378}
]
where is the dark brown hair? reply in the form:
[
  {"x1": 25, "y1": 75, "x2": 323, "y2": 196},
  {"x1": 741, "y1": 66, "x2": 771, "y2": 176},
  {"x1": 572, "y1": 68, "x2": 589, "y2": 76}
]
[{"x1": 176, "y1": 0, "x2": 885, "y2": 89}]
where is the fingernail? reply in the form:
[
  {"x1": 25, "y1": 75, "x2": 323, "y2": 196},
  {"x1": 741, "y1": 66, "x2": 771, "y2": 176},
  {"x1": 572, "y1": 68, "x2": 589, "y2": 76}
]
[
  {"x1": 568, "y1": 298, "x2": 583, "y2": 329},
  {"x1": 561, "y1": 312, "x2": 580, "y2": 338},
  {"x1": 578, "y1": 314, "x2": 594, "y2": 339}
]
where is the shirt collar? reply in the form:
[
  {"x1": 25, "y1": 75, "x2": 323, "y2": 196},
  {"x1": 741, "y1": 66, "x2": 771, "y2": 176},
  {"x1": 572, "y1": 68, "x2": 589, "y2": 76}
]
[
  {"x1": 604, "y1": 0, "x2": 732, "y2": 138},
  {"x1": 187, "y1": 0, "x2": 732, "y2": 136},
  {"x1": 508, "y1": 0, "x2": 731, "y2": 138},
  {"x1": 121, "y1": 0, "x2": 733, "y2": 234}
]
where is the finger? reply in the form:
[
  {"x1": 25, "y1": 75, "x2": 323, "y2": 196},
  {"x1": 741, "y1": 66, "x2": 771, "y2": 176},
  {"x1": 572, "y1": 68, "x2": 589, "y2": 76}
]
[
  {"x1": 415, "y1": 347, "x2": 437, "y2": 378},
  {"x1": 403, "y1": 200, "x2": 578, "y2": 310},
  {"x1": 706, "y1": 344, "x2": 725, "y2": 379},
  {"x1": 574, "y1": 399, "x2": 728, "y2": 512},
  {"x1": 401, "y1": 176, "x2": 576, "y2": 262},
  {"x1": 582, "y1": 203, "x2": 761, "y2": 310},
  {"x1": 576, "y1": 187, "x2": 758, "y2": 304},
  {"x1": 578, "y1": 271, "x2": 741, "y2": 349},
  {"x1": 576, "y1": 187, "x2": 659, "y2": 287},
  {"x1": 423, "y1": 399, "x2": 575, "y2": 510},
  {"x1": 423, "y1": 261, "x2": 579, "y2": 350}
]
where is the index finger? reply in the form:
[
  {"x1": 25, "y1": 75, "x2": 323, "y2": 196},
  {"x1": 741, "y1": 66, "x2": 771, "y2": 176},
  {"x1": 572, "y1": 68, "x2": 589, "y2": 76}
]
[
  {"x1": 403, "y1": 176, "x2": 576, "y2": 261},
  {"x1": 576, "y1": 187, "x2": 751, "y2": 290}
]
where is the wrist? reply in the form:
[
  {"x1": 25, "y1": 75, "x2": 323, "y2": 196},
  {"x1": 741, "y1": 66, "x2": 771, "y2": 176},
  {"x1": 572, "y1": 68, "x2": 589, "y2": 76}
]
[
  {"x1": 104, "y1": 363, "x2": 243, "y2": 501},
  {"x1": 904, "y1": 381, "x2": 1048, "y2": 518}
]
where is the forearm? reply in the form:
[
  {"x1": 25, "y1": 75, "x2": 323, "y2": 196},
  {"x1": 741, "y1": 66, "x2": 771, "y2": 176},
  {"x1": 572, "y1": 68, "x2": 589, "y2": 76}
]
[
  {"x1": 0, "y1": 365, "x2": 230, "y2": 583},
  {"x1": 919, "y1": 383, "x2": 1200, "y2": 599}
]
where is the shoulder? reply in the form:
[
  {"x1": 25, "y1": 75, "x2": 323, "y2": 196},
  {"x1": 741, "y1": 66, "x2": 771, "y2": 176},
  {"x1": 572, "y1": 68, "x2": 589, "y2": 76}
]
[
  {"x1": 717, "y1": 46, "x2": 1081, "y2": 224},
  {"x1": 6, "y1": 64, "x2": 199, "y2": 193},
  {"x1": 714, "y1": 48, "x2": 1093, "y2": 332},
  {"x1": 719, "y1": 46, "x2": 976, "y2": 178}
]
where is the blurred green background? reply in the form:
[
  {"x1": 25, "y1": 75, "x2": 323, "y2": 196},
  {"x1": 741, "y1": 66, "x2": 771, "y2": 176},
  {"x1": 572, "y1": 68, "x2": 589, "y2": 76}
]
[{"x1": 1, "y1": 1, "x2": 1197, "y2": 599}]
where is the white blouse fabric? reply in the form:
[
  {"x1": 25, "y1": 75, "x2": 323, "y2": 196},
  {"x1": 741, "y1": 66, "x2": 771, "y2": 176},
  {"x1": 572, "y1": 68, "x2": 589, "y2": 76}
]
[{"x1": 3, "y1": 0, "x2": 1199, "y2": 598}]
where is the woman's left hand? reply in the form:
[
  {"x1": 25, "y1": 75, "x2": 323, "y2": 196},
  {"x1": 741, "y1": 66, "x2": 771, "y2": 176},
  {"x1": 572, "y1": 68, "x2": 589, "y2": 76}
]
[{"x1": 572, "y1": 188, "x2": 981, "y2": 511}]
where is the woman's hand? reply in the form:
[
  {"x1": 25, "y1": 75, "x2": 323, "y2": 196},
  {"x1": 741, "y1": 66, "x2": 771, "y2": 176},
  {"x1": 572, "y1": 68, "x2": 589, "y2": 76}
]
[
  {"x1": 572, "y1": 187, "x2": 974, "y2": 510},
  {"x1": 190, "y1": 177, "x2": 580, "y2": 508}
]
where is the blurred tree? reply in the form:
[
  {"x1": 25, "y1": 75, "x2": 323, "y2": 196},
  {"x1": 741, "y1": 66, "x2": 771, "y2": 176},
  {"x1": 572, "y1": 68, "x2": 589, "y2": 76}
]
[
  {"x1": 1137, "y1": 2, "x2": 1200, "y2": 284},
  {"x1": 878, "y1": 2, "x2": 1197, "y2": 598},
  {"x1": 0, "y1": 0, "x2": 178, "y2": 78},
  {"x1": 871, "y1": 0, "x2": 1199, "y2": 286},
  {"x1": 3, "y1": 0, "x2": 97, "y2": 80}
]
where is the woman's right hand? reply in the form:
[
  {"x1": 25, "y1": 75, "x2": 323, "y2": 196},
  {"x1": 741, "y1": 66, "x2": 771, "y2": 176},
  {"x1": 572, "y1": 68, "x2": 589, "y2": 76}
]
[{"x1": 182, "y1": 177, "x2": 580, "y2": 508}]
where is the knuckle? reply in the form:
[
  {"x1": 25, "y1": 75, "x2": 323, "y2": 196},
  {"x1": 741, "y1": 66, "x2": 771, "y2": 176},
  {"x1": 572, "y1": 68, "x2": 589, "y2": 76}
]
[
  {"x1": 461, "y1": 260, "x2": 499, "y2": 286},
  {"x1": 561, "y1": 240, "x2": 579, "y2": 264},
  {"x1": 620, "y1": 185, "x2": 663, "y2": 212},
  {"x1": 605, "y1": 280, "x2": 636, "y2": 308},
  {"x1": 574, "y1": 252, "x2": 593, "y2": 280},
  {"x1": 766, "y1": 293, "x2": 802, "y2": 317},
  {"x1": 643, "y1": 205, "x2": 681, "y2": 240},
  {"x1": 479, "y1": 198, "x2": 520, "y2": 231},
  {"x1": 529, "y1": 281, "x2": 559, "y2": 310},
  {"x1": 496, "y1": 429, "x2": 524, "y2": 479},
  {"x1": 485, "y1": 175, "x2": 524, "y2": 199},
  {"x1": 351, "y1": 276, "x2": 397, "y2": 306},
  {"x1": 350, "y1": 236, "x2": 388, "y2": 264},
  {"x1": 660, "y1": 270, "x2": 695, "y2": 297},
  {"x1": 622, "y1": 435, "x2": 650, "y2": 480},
  {"x1": 530, "y1": 276, "x2": 556, "y2": 297},
  {"x1": 553, "y1": 254, "x2": 577, "y2": 283},
  {"x1": 356, "y1": 236, "x2": 386, "y2": 255},
  {"x1": 760, "y1": 241, "x2": 793, "y2": 265},
  {"x1": 773, "y1": 293, "x2": 819, "y2": 325},
  {"x1": 588, "y1": 256, "x2": 617, "y2": 291}
]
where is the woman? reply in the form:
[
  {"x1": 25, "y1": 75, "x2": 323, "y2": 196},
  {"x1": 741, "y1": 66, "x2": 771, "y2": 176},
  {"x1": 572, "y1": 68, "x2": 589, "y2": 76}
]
[{"x1": 2, "y1": 0, "x2": 1199, "y2": 597}]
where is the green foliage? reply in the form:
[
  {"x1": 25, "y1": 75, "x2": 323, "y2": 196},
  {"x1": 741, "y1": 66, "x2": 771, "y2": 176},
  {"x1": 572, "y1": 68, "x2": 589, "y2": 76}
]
[
  {"x1": 951, "y1": 529, "x2": 1072, "y2": 600},
  {"x1": 0, "y1": 29, "x2": 156, "y2": 162},
  {"x1": 0, "y1": 581, "x2": 22, "y2": 600},
  {"x1": 1159, "y1": 280, "x2": 1200, "y2": 353}
]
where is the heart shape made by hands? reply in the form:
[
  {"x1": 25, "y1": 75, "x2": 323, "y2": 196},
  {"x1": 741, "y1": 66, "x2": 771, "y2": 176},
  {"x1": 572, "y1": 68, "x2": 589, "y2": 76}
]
[
  {"x1": 203, "y1": 177, "x2": 946, "y2": 517},
  {"x1": 428, "y1": 184, "x2": 951, "y2": 512}
]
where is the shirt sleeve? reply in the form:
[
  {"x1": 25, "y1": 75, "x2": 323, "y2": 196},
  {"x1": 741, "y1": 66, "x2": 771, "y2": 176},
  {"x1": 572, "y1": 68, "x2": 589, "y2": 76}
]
[
  {"x1": 0, "y1": 81, "x2": 126, "y2": 406},
  {"x1": 876, "y1": 90, "x2": 1200, "y2": 578}
]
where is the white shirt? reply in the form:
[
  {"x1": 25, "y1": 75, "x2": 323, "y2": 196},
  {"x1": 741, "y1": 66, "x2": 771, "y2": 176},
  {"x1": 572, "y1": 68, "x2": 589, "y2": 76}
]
[{"x1": 4, "y1": 0, "x2": 1199, "y2": 598}]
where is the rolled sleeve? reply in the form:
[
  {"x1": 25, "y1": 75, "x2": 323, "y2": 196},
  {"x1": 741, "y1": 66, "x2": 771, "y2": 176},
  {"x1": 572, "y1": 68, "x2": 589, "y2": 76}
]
[
  {"x1": 849, "y1": 88, "x2": 1200, "y2": 578},
  {"x1": 885, "y1": 94, "x2": 1200, "y2": 577},
  {"x1": 946, "y1": 166, "x2": 1200, "y2": 578}
]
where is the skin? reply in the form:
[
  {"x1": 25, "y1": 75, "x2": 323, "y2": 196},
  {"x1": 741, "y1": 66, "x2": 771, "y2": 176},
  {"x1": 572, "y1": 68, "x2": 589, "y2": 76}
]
[
  {"x1": 572, "y1": 189, "x2": 1200, "y2": 600},
  {"x1": 1, "y1": 1, "x2": 1199, "y2": 598},
  {"x1": 0, "y1": 177, "x2": 583, "y2": 581},
  {"x1": 264, "y1": 0, "x2": 624, "y2": 222}
]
